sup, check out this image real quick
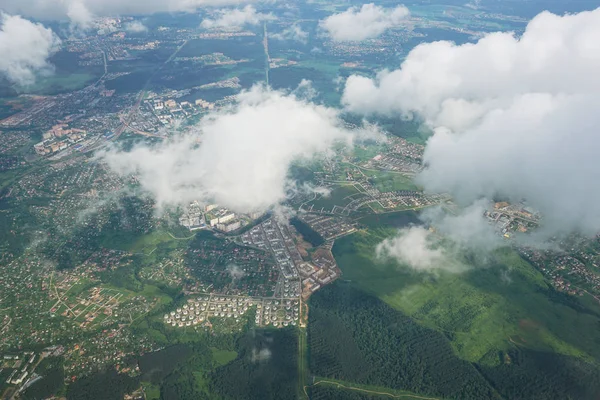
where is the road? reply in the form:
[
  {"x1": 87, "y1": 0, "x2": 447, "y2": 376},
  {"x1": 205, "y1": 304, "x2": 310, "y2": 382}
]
[
  {"x1": 109, "y1": 39, "x2": 190, "y2": 139},
  {"x1": 166, "y1": 231, "x2": 196, "y2": 240},
  {"x1": 346, "y1": 160, "x2": 417, "y2": 176},
  {"x1": 298, "y1": 327, "x2": 308, "y2": 398},
  {"x1": 118, "y1": 115, "x2": 167, "y2": 138},
  {"x1": 83, "y1": 90, "x2": 145, "y2": 154},
  {"x1": 304, "y1": 379, "x2": 441, "y2": 400},
  {"x1": 92, "y1": 49, "x2": 108, "y2": 87},
  {"x1": 84, "y1": 39, "x2": 189, "y2": 153}
]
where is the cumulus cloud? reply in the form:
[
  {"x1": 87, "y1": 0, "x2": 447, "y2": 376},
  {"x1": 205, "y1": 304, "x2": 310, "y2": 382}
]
[
  {"x1": 377, "y1": 226, "x2": 448, "y2": 271},
  {"x1": 291, "y1": 79, "x2": 318, "y2": 100},
  {"x1": 270, "y1": 24, "x2": 309, "y2": 44},
  {"x1": 343, "y1": 8, "x2": 600, "y2": 238},
  {"x1": 0, "y1": 14, "x2": 61, "y2": 86},
  {"x1": 99, "y1": 85, "x2": 365, "y2": 213},
  {"x1": 421, "y1": 201, "x2": 500, "y2": 251},
  {"x1": 66, "y1": 0, "x2": 95, "y2": 30},
  {"x1": 376, "y1": 203, "x2": 494, "y2": 273},
  {"x1": 319, "y1": 3, "x2": 410, "y2": 41},
  {"x1": 251, "y1": 347, "x2": 271, "y2": 362},
  {"x1": 1, "y1": 0, "x2": 257, "y2": 21},
  {"x1": 124, "y1": 21, "x2": 149, "y2": 33},
  {"x1": 226, "y1": 264, "x2": 246, "y2": 280},
  {"x1": 201, "y1": 5, "x2": 274, "y2": 30}
]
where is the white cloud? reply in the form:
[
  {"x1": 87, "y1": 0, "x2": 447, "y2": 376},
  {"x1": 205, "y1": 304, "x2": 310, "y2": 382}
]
[
  {"x1": 0, "y1": 14, "x2": 61, "y2": 86},
  {"x1": 66, "y1": 0, "x2": 95, "y2": 30},
  {"x1": 251, "y1": 347, "x2": 271, "y2": 362},
  {"x1": 124, "y1": 21, "x2": 148, "y2": 33},
  {"x1": 201, "y1": 5, "x2": 274, "y2": 30},
  {"x1": 319, "y1": 3, "x2": 409, "y2": 41},
  {"x1": 376, "y1": 202, "x2": 494, "y2": 273},
  {"x1": 343, "y1": 8, "x2": 600, "y2": 237},
  {"x1": 270, "y1": 24, "x2": 308, "y2": 44},
  {"x1": 377, "y1": 226, "x2": 447, "y2": 271},
  {"x1": 0, "y1": 0, "x2": 258, "y2": 21},
  {"x1": 99, "y1": 85, "x2": 365, "y2": 213},
  {"x1": 421, "y1": 201, "x2": 500, "y2": 250},
  {"x1": 226, "y1": 263, "x2": 246, "y2": 280},
  {"x1": 291, "y1": 79, "x2": 318, "y2": 100}
]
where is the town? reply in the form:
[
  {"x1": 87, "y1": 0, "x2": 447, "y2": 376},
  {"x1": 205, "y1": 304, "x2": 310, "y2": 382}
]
[{"x1": 1, "y1": 4, "x2": 600, "y2": 399}]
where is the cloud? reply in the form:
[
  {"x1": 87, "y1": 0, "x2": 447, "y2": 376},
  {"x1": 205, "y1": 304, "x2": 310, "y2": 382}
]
[
  {"x1": 0, "y1": 0, "x2": 258, "y2": 21},
  {"x1": 343, "y1": 8, "x2": 600, "y2": 238},
  {"x1": 376, "y1": 226, "x2": 449, "y2": 271},
  {"x1": 319, "y1": 3, "x2": 410, "y2": 41},
  {"x1": 291, "y1": 79, "x2": 318, "y2": 101},
  {"x1": 376, "y1": 201, "x2": 499, "y2": 272},
  {"x1": 226, "y1": 263, "x2": 246, "y2": 280},
  {"x1": 124, "y1": 21, "x2": 148, "y2": 33},
  {"x1": 421, "y1": 201, "x2": 501, "y2": 250},
  {"x1": 251, "y1": 347, "x2": 271, "y2": 362},
  {"x1": 66, "y1": 0, "x2": 95, "y2": 30},
  {"x1": 376, "y1": 202, "x2": 495, "y2": 272},
  {"x1": 0, "y1": 14, "x2": 61, "y2": 86},
  {"x1": 99, "y1": 85, "x2": 365, "y2": 213},
  {"x1": 270, "y1": 24, "x2": 308, "y2": 44},
  {"x1": 201, "y1": 5, "x2": 274, "y2": 30}
]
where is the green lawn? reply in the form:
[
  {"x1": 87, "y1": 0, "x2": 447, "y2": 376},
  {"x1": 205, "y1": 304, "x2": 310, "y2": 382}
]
[
  {"x1": 353, "y1": 144, "x2": 385, "y2": 162},
  {"x1": 211, "y1": 348, "x2": 237, "y2": 367},
  {"x1": 140, "y1": 284, "x2": 174, "y2": 306},
  {"x1": 142, "y1": 382, "x2": 161, "y2": 400}
]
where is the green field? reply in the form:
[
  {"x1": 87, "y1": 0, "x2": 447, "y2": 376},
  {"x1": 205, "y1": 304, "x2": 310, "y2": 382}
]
[
  {"x1": 308, "y1": 282, "x2": 500, "y2": 400},
  {"x1": 210, "y1": 348, "x2": 238, "y2": 367},
  {"x1": 26, "y1": 73, "x2": 100, "y2": 95},
  {"x1": 363, "y1": 170, "x2": 418, "y2": 192},
  {"x1": 332, "y1": 215, "x2": 600, "y2": 364},
  {"x1": 305, "y1": 184, "x2": 362, "y2": 212},
  {"x1": 309, "y1": 269, "x2": 600, "y2": 399},
  {"x1": 100, "y1": 228, "x2": 192, "y2": 255},
  {"x1": 352, "y1": 144, "x2": 386, "y2": 163},
  {"x1": 141, "y1": 382, "x2": 161, "y2": 400}
]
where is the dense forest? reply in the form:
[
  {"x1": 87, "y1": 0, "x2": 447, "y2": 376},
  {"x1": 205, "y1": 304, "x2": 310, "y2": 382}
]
[
  {"x1": 110, "y1": 327, "x2": 299, "y2": 400},
  {"x1": 158, "y1": 344, "x2": 215, "y2": 400},
  {"x1": 209, "y1": 328, "x2": 299, "y2": 400},
  {"x1": 308, "y1": 282, "x2": 498, "y2": 399},
  {"x1": 22, "y1": 357, "x2": 65, "y2": 400},
  {"x1": 308, "y1": 282, "x2": 600, "y2": 400},
  {"x1": 290, "y1": 217, "x2": 325, "y2": 247},
  {"x1": 478, "y1": 348, "x2": 600, "y2": 400},
  {"x1": 138, "y1": 344, "x2": 192, "y2": 385},
  {"x1": 66, "y1": 368, "x2": 139, "y2": 400}
]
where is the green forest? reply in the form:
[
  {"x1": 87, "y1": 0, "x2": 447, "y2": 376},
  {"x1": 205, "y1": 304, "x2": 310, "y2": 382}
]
[
  {"x1": 308, "y1": 282, "x2": 499, "y2": 399},
  {"x1": 22, "y1": 327, "x2": 298, "y2": 400},
  {"x1": 307, "y1": 278, "x2": 600, "y2": 400},
  {"x1": 290, "y1": 217, "x2": 325, "y2": 247}
]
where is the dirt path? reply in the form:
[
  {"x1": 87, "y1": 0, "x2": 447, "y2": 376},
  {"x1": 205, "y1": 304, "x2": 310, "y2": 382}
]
[{"x1": 304, "y1": 380, "x2": 441, "y2": 400}]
